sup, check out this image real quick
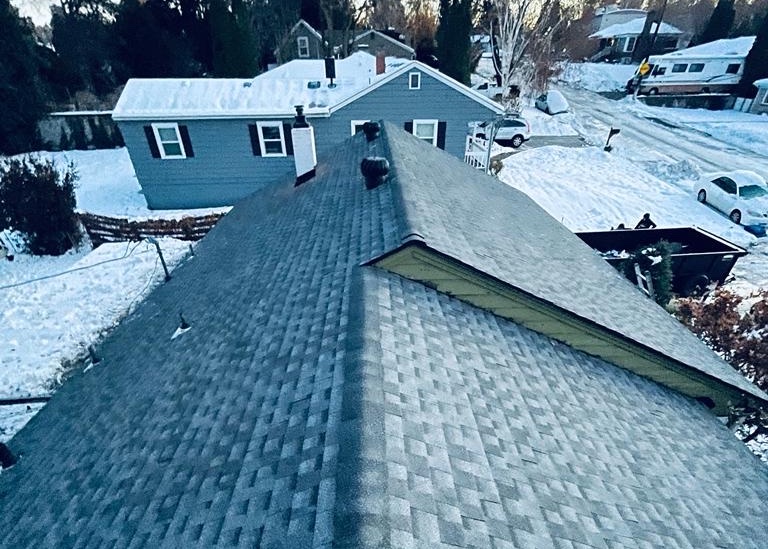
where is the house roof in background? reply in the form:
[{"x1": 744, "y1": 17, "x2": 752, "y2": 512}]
[
  {"x1": 656, "y1": 35, "x2": 756, "y2": 59},
  {"x1": 1, "y1": 123, "x2": 767, "y2": 548},
  {"x1": 289, "y1": 18, "x2": 322, "y2": 41},
  {"x1": 754, "y1": 78, "x2": 768, "y2": 87},
  {"x1": 590, "y1": 17, "x2": 683, "y2": 38},
  {"x1": 112, "y1": 53, "x2": 503, "y2": 120},
  {"x1": 352, "y1": 29, "x2": 415, "y2": 54}
]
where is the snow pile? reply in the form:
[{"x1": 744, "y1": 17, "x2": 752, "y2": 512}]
[
  {"x1": 0, "y1": 239, "x2": 191, "y2": 402},
  {"x1": 521, "y1": 106, "x2": 579, "y2": 136},
  {"x1": 559, "y1": 62, "x2": 637, "y2": 92},
  {"x1": 590, "y1": 17, "x2": 682, "y2": 39},
  {"x1": 499, "y1": 145, "x2": 754, "y2": 247}
]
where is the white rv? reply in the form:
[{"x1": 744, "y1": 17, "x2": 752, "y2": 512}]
[{"x1": 638, "y1": 36, "x2": 755, "y2": 95}]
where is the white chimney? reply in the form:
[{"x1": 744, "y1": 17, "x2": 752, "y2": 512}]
[{"x1": 291, "y1": 105, "x2": 317, "y2": 185}]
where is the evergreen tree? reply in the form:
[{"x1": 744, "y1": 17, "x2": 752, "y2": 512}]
[
  {"x1": 696, "y1": 0, "x2": 735, "y2": 45},
  {"x1": 0, "y1": 0, "x2": 48, "y2": 154},
  {"x1": 112, "y1": 0, "x2": 201, "y2": 79},
  {"x1": 435, "y1": 0, "x2": 472, "y2": 85},
  {"x1": 208, "y1": 0, "x2": 259, "y2": 77},
  {"x1": 739, "y1": 10, "x2": 768, "y2": 97}
]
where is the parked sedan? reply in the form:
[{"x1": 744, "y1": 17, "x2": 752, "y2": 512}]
[
  {"x1": 535, "y1": 90, "x2": 569, "y2": 115},
  {"x1": 695, "y1": 171, "x2": 768, "y2": 232}
]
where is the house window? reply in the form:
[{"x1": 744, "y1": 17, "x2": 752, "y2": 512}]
[
  {"x1": 762, "y1": 89, "x2": 768, "y2": 106},
  {"x1": 151, "y1": 123, "x2": 187, "y2": 159},
  {"x1": 688, "y1": 63, "x2": 705, "y2": 73},
  {"x1": 297, "y1": 36, "x2": 310, "y2": 58},
  {"x1": 624, "y1": 37, "x2": 636, "y2": 52},
  {"x1": 409, "y1": 72, "x2": 421, "y2": 89},
  {"x1": 257, "y1": 122, "x2": 286, "y2": 156},
  {"x1": 726, "y1": 63, "x2": 741, "y2": 74},
  {"x1": 412, "y1": 119, "x2": 438, "y2": 145},
  {"x1": 350, "y1": 120, "x2": 370, "y2": 135},
  {"x1": 672, "y1": 64, "x2": 687, "y2": 73}
]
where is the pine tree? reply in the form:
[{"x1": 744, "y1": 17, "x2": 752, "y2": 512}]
[
  {"x1": 436, "y1": 0, "x2": 472, "y2": 85},
  {"x1": 696, "y1": 0, "x2": 735, "y2": 45},
  {"x1": 0, "y1": 0, "x2": 48, "y2": 154},
  {"x1": 739, "y1": 10, "x2": 768, "y2": 97},
  {"x1": 208, "y1": 0, "x2": 259, "y2": 77}
]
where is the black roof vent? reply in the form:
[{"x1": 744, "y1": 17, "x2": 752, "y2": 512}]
[
  {"x1": 362, "y1": 121, "x2": 381, "y2": 141},
  {"x1": 361, "y1": 156, "x2": 390, "y2": 190},
  {"x1": 0, "y1": 442, "x2": 17, "y2": 469}
]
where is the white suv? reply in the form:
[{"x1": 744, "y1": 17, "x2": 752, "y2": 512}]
[{"x1": 475, "y1": 116, "x2": 531, "y2": 148}]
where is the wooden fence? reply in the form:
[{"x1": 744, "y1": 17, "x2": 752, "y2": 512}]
[{"x1": 79, "y1": 212, "x2": 226, "y2": 246}]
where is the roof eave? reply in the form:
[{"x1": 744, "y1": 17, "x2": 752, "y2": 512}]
[{"x1": 112, "y1": 110, "x2": 332, "y2": 122}]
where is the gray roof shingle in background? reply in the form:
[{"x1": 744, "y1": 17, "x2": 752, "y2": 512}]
[{"x1": 1, "y1": 122, "x2": 766, "y2": 548}]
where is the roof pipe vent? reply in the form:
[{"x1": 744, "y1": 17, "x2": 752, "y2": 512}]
[
  {"x1": 362, "y1": 121, "x2": 381, "y2": 142},
  {"x1": 361, "y1": 156, "x2": 390, "y2": 189}
]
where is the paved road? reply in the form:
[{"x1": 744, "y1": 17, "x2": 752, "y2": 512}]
[{"x1": 559, "y1": 87, "x2": 768, "y2": 174}]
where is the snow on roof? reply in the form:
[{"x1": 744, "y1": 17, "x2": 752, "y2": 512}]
[
  {"x1": 352, "y1": 29, "x2": 415, "y2": 54},
  {"x1": 754, "y1": 78, "x2": 768, "y2": 88},
  {"x1": 657, "y1": 36, "x2": 756, "y2": 59},
  {"x1": 112, "y1": 52, "x2": 411, "y2": 120},
  {"x1": 289, "y1": 19, "x2": 322, "y2": 41},
  {"x1": 590, "y1": 17, "x2": 683, "y2": 38}
]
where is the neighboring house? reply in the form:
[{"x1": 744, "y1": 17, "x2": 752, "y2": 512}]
[
  {"x1": 589, "y1": 16, "x2": 687, "y2": 63},
  {"x1": 2, "y1": 122, "x2": 767, "y2": 548},
  {"x1": 350, "y1": 29, "x2": 415, "y2": 59},
  {"x1": 591, "y1": 4, "x2": 648, "y2": 33},
  {"x1": 751, "y1": 78, "x2": 768, "y2": 114},
  {"x1": 112, "y1": 52, "x2": 503, "y2": 209},
  {"x1": 639, "y1": 36, "x2": 755, "y2": 95},
  {"x1": 471, "y1": 33, "x2": 492, "y2": 55},
  {"x1": 276, "y1": 19, "x2": 325, "y2": 63}
]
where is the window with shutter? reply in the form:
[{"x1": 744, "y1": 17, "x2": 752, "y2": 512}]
[{"x1": 150, "y1": 123, "x2": 188, "y2": 159}]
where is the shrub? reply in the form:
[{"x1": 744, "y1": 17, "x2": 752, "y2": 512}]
[
  {"x1": 0, "y1": 157, "x2": 81, "y2": 255},
  {"x1": 615, "y1": 240, "x2": 677, "y2": 306},
  {"x1": 675, "y1": 289, "x2": 768, "y2": 459}
]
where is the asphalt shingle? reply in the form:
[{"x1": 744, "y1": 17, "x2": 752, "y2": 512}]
[{"x1": 1, "y1": 122, "x2": 766, "y2": 548}]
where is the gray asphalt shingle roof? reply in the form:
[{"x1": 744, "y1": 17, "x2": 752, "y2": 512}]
[{"x1": 1, "y1": 122, "x2": 766, "y2": 548}]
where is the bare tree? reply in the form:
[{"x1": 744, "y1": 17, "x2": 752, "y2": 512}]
[{"x1": 487, "y1": 0, "x2": 570, "y2": 105}]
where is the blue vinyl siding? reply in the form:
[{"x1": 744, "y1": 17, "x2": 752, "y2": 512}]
[
  {"x1": 118, "y1": 68, "x2": 498, "y2": 209},
  {"x1": 120, "y1": 119, "x2": 297, "y2": 209},
  {"x1": 326, "y1": 69, "x2": 496, "y2": 158}
]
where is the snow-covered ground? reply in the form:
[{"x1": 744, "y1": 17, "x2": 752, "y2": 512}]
[
  {"x1": 621, "y1": 100, "x2": 768, "y2": 157},
  {"x1": 559, "y1": 62, "x2": 638, "y2": 93}
]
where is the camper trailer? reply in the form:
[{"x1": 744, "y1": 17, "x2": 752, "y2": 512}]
[{"x1": 637, "y1": 36, "x2": 755, "y2": 95}]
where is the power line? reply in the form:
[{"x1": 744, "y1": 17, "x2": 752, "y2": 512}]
[{"x1": 0, "y1": 241, "x2": 149, "y2": 291}]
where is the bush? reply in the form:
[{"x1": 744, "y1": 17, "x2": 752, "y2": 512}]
[
  {"x1": 615, "y1": 240, "x2": 678, "y2": 306},
  {"x1": 0, "y1": 157, "x2": 81, "y2": 255},
  {"x1": 675, "y1": 289, "x2": 768, "y2": 460}
]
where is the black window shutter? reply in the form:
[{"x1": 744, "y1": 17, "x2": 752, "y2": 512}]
[
  {"x1": 283, "y1": 122, "x2": 294, "y2": 155},
  {"x1": 404, "y1": 121, "x2": 413, "y2": 134},
  {"x1": 248, "y1": 124, "x2": 262, "y2": 156},
  {"x1": 178, "y1": 125, "x2": 194, "y2": 157},
  {"x1": 437, "y1": 121, "x2": 447, "y2": 149},
  {"x1": 143, "y1": 125, "x2": 161, "y2": 158}
]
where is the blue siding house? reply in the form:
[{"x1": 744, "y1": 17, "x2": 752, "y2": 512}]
[{"x1": 112, "y1": 52, "x2": 504, "y2": 209}]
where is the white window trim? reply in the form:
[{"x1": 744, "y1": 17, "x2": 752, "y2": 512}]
[
  {"x1": 409, "y1": 72, "x2": 421, "y2": 90},
  {"x1": 297, "y1": 36, "x2": 310, "y2": 58},
  {"x1": 151, "y1": 122, "x2": 186, "y2": 159},
  {"x1": 412, "y1": 119, "x2": 439, "y2": 146},
  {"x1": 350, "y1": 119, "x2": 370, "y2": 135},
  {"x1": 256, "y1": 121, "x2": 286, "y2": 157},
  {"x1": 761, "y1": 89, "x2": 768, "y2": 106},
  {"x1": 624, "y1": 37, "x2": 636, "y2": 53}
]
